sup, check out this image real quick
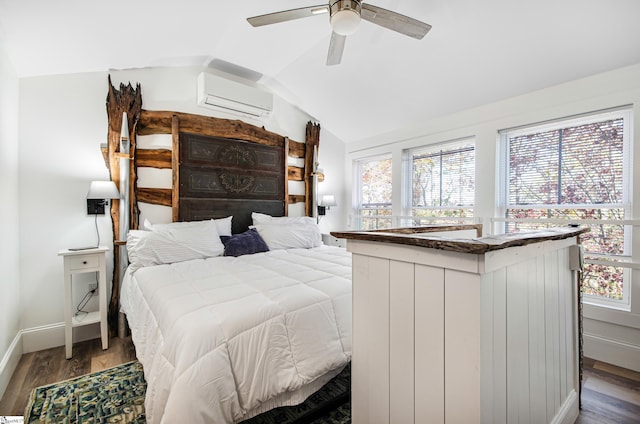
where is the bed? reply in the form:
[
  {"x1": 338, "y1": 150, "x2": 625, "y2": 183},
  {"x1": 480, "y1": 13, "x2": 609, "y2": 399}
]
[
  {"x1": 120, "y1": 217, "x2": 352, "y2": 423},
  {"x1": 105, "y1": 79, "x2": 350, "y2": 423}
]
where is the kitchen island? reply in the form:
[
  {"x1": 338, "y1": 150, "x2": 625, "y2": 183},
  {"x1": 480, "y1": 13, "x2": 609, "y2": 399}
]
[{"x1": 332, "y1": 225, "x2": 587, "y2": 424}]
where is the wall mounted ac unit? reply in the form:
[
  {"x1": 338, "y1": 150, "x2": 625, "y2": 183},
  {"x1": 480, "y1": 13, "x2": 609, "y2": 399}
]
[{"x1": 197, "y1": 72, "x2": 273, "y2": 118}]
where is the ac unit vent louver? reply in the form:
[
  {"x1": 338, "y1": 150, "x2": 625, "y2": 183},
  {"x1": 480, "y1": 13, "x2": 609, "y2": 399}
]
[{"x1": 197, "y1": 72, "x2": 273, "y2": 118}]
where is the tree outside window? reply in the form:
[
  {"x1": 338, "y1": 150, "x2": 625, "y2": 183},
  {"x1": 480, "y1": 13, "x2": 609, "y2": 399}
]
[
  {"x1": 406, "y1": 140, "x2": 475, "y2": 225},
  {"x1": 355, "y1": 156, "x2": 392, "y2": 230},
  {"x1": 502, "y1": 109, "x2": 632, "y2": 304}
]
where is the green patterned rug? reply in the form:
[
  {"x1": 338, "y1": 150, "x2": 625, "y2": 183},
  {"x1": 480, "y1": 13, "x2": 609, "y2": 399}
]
[{"x1": 25, "y1": 361, "x2": 351, "y2": 423}]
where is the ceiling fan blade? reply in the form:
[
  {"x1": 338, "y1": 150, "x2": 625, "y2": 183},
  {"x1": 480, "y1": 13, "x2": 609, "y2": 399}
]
[
  {"x1": 361, "y1": 3, "x2": 432, "y2": 39},
  {"x1": 327, "y1": 32, "x2": 346, "y2": 66},
  {"x1": 247, "y1": 5, "x2": 329, "y2": 27}
]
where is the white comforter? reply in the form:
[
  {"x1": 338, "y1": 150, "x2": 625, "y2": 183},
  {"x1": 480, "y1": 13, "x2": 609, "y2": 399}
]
[{"x1": 120, "y1": 246, "x2": 352, "y2": 423}]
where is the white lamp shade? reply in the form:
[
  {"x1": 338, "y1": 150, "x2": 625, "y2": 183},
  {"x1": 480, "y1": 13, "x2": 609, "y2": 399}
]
[
  {"x1": 330, "y1": 10, "x2": 361, "y2": 35},
  {"x1": 87, "y1": 181, "x2": 120, "y2": 199},
  {"x1": 320, "y1": 194, "x2": 337, "y2": 207}
]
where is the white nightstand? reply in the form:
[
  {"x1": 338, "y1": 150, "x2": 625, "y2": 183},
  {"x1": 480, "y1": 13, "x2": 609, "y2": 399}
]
[
  {"x1": 322, "y1": 233, "x2": 346, "y2": 248},
  {"x1": 58, "y1": 246, "x2": 109, "y2": 359}
]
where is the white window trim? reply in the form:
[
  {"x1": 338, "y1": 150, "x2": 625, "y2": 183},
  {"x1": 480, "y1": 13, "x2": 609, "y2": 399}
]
[
  {"x1": 402, "y1": 138, "x2": 476, "y2": 220},
  {"x1": 353, "y1": 153, "x2": 393, "y2": 230},
  {"x1": 496, "y1": 107, "x2": 634, "y2": 310}
]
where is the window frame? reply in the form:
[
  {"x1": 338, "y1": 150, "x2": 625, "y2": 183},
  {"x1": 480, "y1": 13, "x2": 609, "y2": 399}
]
[
  {"x1": 497, "y1": 107, "x2": 633, "y2": 309},
  {"x1": 402, "y1": 138, "x2": 476, "y2": 226},
  {"x1": 353, "y1": 154, "x2": 393, "y2": 230}
]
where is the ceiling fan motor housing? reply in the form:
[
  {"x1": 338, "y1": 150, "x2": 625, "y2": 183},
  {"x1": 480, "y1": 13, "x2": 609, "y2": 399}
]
[{"x1": 329, "y1": 0, "x2": 362, "y2": 35}]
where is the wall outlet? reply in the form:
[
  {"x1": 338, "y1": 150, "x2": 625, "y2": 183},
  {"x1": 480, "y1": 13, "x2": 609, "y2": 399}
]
[{"x1": 88, "y1": 282, "x2": 98, "y2": 294}]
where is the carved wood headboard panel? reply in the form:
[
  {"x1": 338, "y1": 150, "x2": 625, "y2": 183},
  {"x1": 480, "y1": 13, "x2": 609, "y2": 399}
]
[{"x1": 178, "y1": 132, "x2": 286, "y2": 234}]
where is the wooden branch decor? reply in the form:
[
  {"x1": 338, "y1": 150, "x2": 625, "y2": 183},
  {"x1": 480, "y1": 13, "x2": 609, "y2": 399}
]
[
  {"x1": 105, "y1": 75, "x2": 142, "y2": 337},
  {"x1": 305, "y1": 121, "x2": 321, "y2": 217},
  {"x1": 106, "y1": 76, "x2": 142, "y2": 238},
  {"x1": 138, "y1": 110, "x2": 284, "y2": 146},
  {"x1": 171, "y1": 115, "x2": 180, "y2": 223}
]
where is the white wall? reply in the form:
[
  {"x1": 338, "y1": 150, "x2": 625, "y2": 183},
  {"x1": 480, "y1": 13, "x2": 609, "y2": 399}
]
[
  {"x1": 18, "y1": 72, "x2": 112, "y2": 351},
  {"x1": 344, "y1": 63, "x2": 640, "y2": 372},
  {"x1": 15, "y1": 66, "x2": 346, "y2": 359},
  {"x1": 0, "y1": 33, "x2": 21, "y2": 399},
  {"x1": 316, "y1": 128, "x2": 347, "y2": 234}
]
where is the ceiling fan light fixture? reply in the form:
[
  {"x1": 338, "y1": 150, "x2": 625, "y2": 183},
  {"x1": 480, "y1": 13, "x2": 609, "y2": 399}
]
[
  {"x1": 330, "y1": 0, "x2": 362, "y2": 36},
  {"x1": 330, "y1": 10, "x2": 361, "y2": 35}
]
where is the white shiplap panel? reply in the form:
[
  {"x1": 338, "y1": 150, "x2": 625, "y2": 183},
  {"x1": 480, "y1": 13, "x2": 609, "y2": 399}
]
[
  {"x1": 568, "y1": 298, "x2": 579, "y2": 402},
  {"x1": 560, "y1": 247, "x2": 578, "y2": 400},
  {"x1": 492, "y1": 268, "x2": 508, "y2": 424},
  {"x1": 368, "y1": 256, "x2": 391, "y2": 424},
  {"x1": 558, "y1": 249, "x2": 568, "y2": 403},
  {"x1": 347, "y1": 240, "x2": 480, "y2": 273},
  {"x1": 506, "y1": 260, "x2": 530, "y2": 423},
  {"x1": 529, "y1": 256, "x2": 548, "y2": 423},
  {"x1": 389, "y1": 260, "x2": 415, "y2": 423},
  {"x1": 545, "y1": 250, "x2": 561, "y2": 421},
  {"x1": 481, "y1": 237, "x2": 576, "y2": 274},
  {"x1": 480, "y1": 271, "x2": 495, "y2": 424},
  {"x1": 568, "y1": 248, "x2": 579, "y2": 397},
  {"x1": 444, "y1": 269, "x2": 481, "y2": 423},
  {"x1": 351, "y1": 253, "x2": 370, "y2": 424},
  {"x1": 353, "y1": 254, "x2": 391, "y2": 424},
  {"x1": 415, "y1": 264, "x2": 445, "y2": 423}
]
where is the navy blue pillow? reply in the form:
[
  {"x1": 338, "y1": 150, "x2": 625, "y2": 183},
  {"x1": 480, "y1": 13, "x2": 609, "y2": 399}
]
[{"x1": 222, "y1": 229, "x2": 270, "y2": 257}]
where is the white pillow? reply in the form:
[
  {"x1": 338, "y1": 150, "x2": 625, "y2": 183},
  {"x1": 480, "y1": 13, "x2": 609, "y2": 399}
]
[
  {"x1": 143, "y1": 216, "x2": 233, "y2": 237},
  {"x1": 251, "y1": 212, "x2": 316, "y2": 226},
  {"x1": 126, "y1": 221, "x2": 224, "y2": 272},
  {"x1": 254, "y1": 223, "x2": 322, "y2": 250}
]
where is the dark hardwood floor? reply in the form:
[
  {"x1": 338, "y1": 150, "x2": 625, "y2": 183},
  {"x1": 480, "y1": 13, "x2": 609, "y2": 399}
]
[
  {"x1": 577, "y1": 357, "x2": 640, "y2": 424},
  {"x1": 1, "y1": 337, "x2": 638, "y2": 422}
]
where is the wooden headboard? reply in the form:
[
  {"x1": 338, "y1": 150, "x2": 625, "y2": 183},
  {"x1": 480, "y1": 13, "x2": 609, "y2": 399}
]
[
  {"x1": 103, "y1": 77, "x2": 321, "y2": 334},
  {"x1": 178, "y1": 132, "x2": 286, "y2": 234}
]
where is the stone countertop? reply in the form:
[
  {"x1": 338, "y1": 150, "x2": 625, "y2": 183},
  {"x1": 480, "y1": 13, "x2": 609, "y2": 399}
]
[{"x1": 330, "y1": 225, "x2": 589, "y2": 255}]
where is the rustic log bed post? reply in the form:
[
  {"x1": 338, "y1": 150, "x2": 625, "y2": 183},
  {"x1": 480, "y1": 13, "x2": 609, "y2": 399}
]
[
  {"x1": 105, "y1": 77, "x2": 141, "y2": 337},
  {"x1": 305, "y1": 122, "x2": 321, "y2": 217}
]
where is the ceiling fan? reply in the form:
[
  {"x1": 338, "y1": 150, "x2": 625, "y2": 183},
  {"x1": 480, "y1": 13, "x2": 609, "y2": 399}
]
[{"x1": 247, "y1": 0, "x2": 432, "y2": 66}]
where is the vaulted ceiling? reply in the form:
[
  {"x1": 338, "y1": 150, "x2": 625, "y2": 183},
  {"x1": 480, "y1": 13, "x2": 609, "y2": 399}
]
[{"x1": 1, "y1": 0, "x2": 639, "y2": 143}]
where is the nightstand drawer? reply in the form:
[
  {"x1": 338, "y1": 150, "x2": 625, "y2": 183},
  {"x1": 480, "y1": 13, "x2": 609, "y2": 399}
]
[{"x1": 67, "y1": 254, "x2": 100, "y2": 271}]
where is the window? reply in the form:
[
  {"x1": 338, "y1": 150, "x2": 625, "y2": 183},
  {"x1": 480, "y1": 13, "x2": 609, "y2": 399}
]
[
  {"x1": 354, "y1": 155, "x2": 393, "y2": 230},
  {"x1": 404, "y1": 140, "x2": 475, "y2": 225},
  {"x1": 499, "y1": 108, "x2": 632, "y2": 307}
]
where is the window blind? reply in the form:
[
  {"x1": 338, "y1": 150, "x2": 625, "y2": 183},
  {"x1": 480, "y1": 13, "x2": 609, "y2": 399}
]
[
  {"x1": 508, "y1": 119, "x2": 624, "y2": 207},
  {"x1": 411, "y1": 143, "x2": 475, "y2": 208}
]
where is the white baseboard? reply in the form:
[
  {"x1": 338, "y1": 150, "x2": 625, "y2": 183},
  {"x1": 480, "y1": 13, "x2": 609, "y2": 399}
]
[
  {"x1": 0, "y1": 323, "x2": 102, "y2": 400},
  {"x1": 21, "y1": 321, "x2": 101, "y2": 354},
  {"x1": 21, "y1": 322, "x2": 65, "y2": 354},
  {"x1": 551, "y1": 390, "x2": 579, "y2": 424},
  {"x1": 0, "y1": 331, "x2": 22, "y2": 401},
  {"x1": 583, "y1": 333, "x2": 640, "y2": 372}
]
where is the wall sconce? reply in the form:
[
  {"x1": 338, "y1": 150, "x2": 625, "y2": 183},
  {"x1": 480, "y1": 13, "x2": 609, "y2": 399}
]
[
  {"x1": 318, "y1": 194, "x2": 337, "y2": 217},
  {"x1": 86, "y1": 181, "x2": 120, "y2": 215}
]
